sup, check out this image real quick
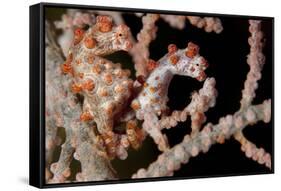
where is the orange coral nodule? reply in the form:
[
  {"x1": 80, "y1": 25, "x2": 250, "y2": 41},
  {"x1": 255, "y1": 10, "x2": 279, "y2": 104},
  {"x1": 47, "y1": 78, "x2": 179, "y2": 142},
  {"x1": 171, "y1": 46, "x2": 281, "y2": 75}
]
[
  {"x1": 196, "y1": 71, "x2": 207, "y2": 82},
  {"x1": 149, "y1": 86, "x2": 157, "y2": 93},
  {"x1": 98, "y1": 88, "x2": 108, "y2": 97},
  {"x1": 186, "y1": 42, "x2": 199, "y2": 58},
  {"x1": 99, "y1": 59, "x2": 106, "y2": 65},
  {"x1": 82, "y1": 79, "x2": 95, "y2": 91},
  {"x1": 66, "y1": 53, "x2": 73, "y2": 63},
  {"x1": 201, "y1": 57, "x2": 209, "y2": 68},
  {"x1": 71, "y1": 83, "x2": 82, "y2": 93},
  {"x1": 122, "y1": 69, "x2": 131, "y2": 77},
  {"x1": 104, "y1": 102, "x2": 115, "y2": 117},
  {"x1": 192, "y1": 112, "x2": 206, "y2": 127},
  {"x1": 74, "y1": 28, "x2": 84, "y2": 36},
  {"x1": 87, "y1": 54, "x2": 95, "y2": 64},
  {"x1": 80, "y1": 111, "x2": 93, "y2": 122},
  {"x1": 147, "y1": 59, "x2": 159, "y2": 72},
  {"x1": 84, "y1": 36, "x2": 96, "y2": 49},
  {"x1": 126, "y1": 120, "x2": 143, "y2": 149},
  {"x1": 78, "y1": 73, "x2": 84, "y2": 79},
  {"x1": 96, "y1": 15, "x2": 113, "y2": 32},
  {"x1": 103, "y1": 73, "x2": 113, "y2": 85},
  {"x1": 62, "y1": 168, "x2": 71, "y2": 178},
  {"x1": 114, "y1": 69, "x2": 122, "y2": 78},
  {"x1": 73, "y1": 28, "x2": 85, "y2": 45},
  {"x1": 101, "y1": 131, "x2": 117, "y2": 159},
  {"x1": 126, "y1": 120, "x2": 137, "y2": 129},
  {"x1": 105, "y1": 62, "x2": 113, "y2": 70},
  {"x1": 61, "y1": 53, "x2": 73, "y2": 74},
  {"x1": 75, "y1": 59, "x2": 82, "y2": 66},
  {"x1": 125, "y1": 80, "x2": 134, "y2": 90},
  {"x1": 92, "y1": 65, "x2": 101, "y2": 74},
  {"x1": 169, "y1": 55, "x2": 179, "y2": 65},
  {"x1": 61, "y1": 63, "x2": 72, "y2": 75},
  {"x1": 131, "y1": 100, "x2": 141, "y2": 111},
  {"x1": 114, "y1": 84, "x2": 125, "y2": 94},
  {"x1": 168, "y1": 44, "x2": 178, "y2": 54},
  {"x1": 124, "y1": 41, "x2": 133, "y2": 50}
]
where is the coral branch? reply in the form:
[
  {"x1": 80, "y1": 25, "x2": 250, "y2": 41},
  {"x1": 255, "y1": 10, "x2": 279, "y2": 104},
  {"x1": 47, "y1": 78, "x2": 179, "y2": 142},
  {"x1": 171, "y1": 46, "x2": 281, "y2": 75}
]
[
  {"x1": 54, "y1": 10, "x2": 96, "y2": 56},
  {"x1": 241, "y1": 20, "x2": 265, "y2": 108},
  {"x1": 159, "y1": 15, "x2": 223, "y2": 34},
  {"x1": 75, "y1": 124, "x2": 117, "y2": 181},
  {"x1": 45, "y1": 21, "x2": 117, "y2": 183},
  {"x1": 45, "y1": 9, "x2": 271, "y2": 183},
  {"x1": 45, "y1": 21, "x2": 68, "y2": 182},
  {"x1": 234, "y1": 131, "x2": 271, "y2": 169},
  {"x1": 186, "y1": 16, "x2": 223, "y2": 33},
  {"x1": 132, "y1": 100, "x2": 271, "y2": 178},
  {"x1": 50, "y1": 139, "x2": 74, "y2": 183},
  {"x1": 130, "y1": 14, "x2": 160, "y2": 77},
  {"x1": 160, "y1": 15, "x2": 186, "y2": 30},
  {"x1": 234, "y1": 20, "x2": 271, "y2": 170},
  {"x1": 159, "y1": 77, "x2": 217, "y2": 132}
]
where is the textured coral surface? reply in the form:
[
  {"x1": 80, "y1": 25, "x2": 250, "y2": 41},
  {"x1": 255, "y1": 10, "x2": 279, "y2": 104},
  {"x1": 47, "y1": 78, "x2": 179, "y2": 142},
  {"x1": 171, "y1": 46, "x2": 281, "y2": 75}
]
[{"x1": 45, "y1": 7, "x2": 273, "y2": 184}]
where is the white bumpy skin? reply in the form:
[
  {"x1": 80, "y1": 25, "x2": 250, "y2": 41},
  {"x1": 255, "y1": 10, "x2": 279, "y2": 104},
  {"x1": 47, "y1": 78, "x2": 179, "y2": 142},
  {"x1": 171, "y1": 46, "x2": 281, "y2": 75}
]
[
  {"x1": 130, "y1": 42, "x2": 209, "y2": 152},
  {"x1": 131, "y1": 42, "x2": 209, "y2": 120}
]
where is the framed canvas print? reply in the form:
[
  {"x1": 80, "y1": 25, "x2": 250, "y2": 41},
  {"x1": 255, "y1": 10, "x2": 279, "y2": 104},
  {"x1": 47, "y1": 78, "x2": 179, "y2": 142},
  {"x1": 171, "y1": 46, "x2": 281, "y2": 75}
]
[{"x1": 29, "y1": 2, "x2": 274, "y2": 188}]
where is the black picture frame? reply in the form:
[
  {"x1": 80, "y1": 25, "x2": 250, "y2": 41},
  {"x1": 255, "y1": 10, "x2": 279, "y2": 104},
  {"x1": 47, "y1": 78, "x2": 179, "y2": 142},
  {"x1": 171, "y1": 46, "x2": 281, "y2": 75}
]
[{"x1": 30, "y1": 2, "x2": 274, "y2": 188}]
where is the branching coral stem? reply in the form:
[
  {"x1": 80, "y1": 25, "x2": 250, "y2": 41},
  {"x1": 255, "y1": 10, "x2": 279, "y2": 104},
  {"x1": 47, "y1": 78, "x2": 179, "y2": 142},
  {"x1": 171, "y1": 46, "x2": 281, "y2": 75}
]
[
  {"x1": 132, "y1": 99, "x2": 271, "y2": 178},
  {"x1": 241, "y1": 20, "x2": 265, "y2": 108}
]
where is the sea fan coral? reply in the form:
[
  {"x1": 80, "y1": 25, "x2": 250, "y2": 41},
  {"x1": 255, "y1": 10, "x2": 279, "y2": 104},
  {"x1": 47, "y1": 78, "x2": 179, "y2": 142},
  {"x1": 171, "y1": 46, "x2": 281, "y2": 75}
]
[{"x1": 45, "y1": 7, "x2": 273, "y2": 184}]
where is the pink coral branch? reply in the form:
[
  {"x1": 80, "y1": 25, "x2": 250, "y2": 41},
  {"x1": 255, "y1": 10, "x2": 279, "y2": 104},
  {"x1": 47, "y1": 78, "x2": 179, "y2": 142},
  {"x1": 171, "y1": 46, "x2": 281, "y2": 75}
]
[
  {"x1": 46, "y1": 9, "x2": 271, "y2": 183},
  {"x1": 160, "y1": 15, "x2": 186, "y2": 30},
  {"x1": 132, "y1": 99, "x2": 271, "y2": 178},
  {"x1": 132, "y1": 19, "x2": 271, "y2": 178},
  {"x1": 45, "y1": 21, "x2": 117, "y2": 183},
  {"x1": 186, "y1": 16, "x2": 223, "y2": 33},
  {"x1": 234, "y1": 131, "x2": 271, "y2": 169},
  {"x1": 241, "y1": 20, "x2": 265, "y2": 108},
  {"x1": 159, "y1": 77, "x2": 217, "y2": 133},
  {"x1": 233, "y1": 20, "x2": 270, "y2": 169},
  {"x1": 130, "y1": 14, "x2": 160, "y2": 77}
]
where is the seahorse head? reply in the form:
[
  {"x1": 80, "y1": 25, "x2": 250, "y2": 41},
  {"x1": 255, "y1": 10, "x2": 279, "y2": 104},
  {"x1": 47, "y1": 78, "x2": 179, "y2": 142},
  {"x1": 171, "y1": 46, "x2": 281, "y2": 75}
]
[
  {"x1": 167, "y1": 42, "x2": 209, "y2": 81},
  {"x1": 71, "y1": 15, "x2": 132, "y2": 56}
]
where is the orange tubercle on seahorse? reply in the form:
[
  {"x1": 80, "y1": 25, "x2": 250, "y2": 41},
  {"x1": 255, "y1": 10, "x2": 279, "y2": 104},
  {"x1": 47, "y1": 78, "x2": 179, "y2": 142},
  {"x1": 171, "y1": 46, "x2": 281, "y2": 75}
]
[
  {"x1": 169, "y1": 55, "x2": 179, "y2": 65},
  {"x1": 82, "y1": 79, "x2": 95, "y2": 91},
  {"x1": 96, "y1": 15, "x2": 113, "y2": 32},
  {"x1": 147, "y1": 59, "x2": 159, "y2": 72},
  {"x1": 71, "y1": 83, "x2": 82, "y2": 93},
  {"x1": 80, "y1": 111, "x2": 94, "y2": 121},
  {"x1": 84, "y1": 36, "x2": 97, "y2": 49},
  {"x1": 185, "y1": 42, "x2": 199, "y2": 58},
  {"x1": 168, "y1": 44, "x2": 178, "y2": 55},
  {"x1": 73, "y1": 28, "x2": 85, "y2": 45}
]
